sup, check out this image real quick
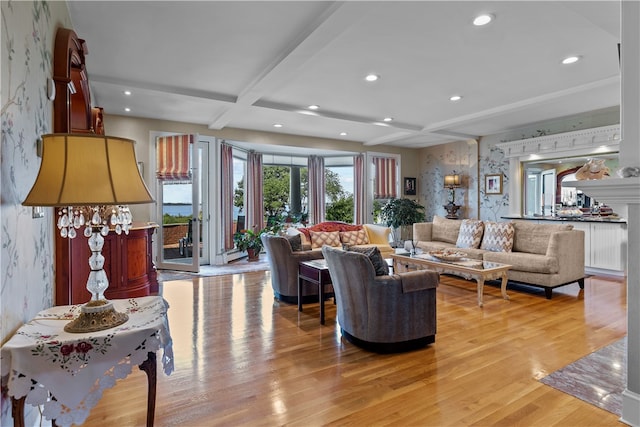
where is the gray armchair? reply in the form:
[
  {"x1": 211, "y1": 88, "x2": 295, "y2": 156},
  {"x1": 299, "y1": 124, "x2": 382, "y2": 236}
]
[
  {"x1": 322, "y1": 246, "x2": 439, "y2": 353},
  {"x1": 261, "y1": 234, "x2": 325, "y2": 304}
]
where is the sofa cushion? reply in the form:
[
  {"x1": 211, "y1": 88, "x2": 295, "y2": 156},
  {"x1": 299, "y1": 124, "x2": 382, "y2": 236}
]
[
  {"x1": 511, "y1": 220, "x2": 574, "y2": 255},
  {"x1": 284, "y1": 233, "x2": 303, "y2": 252},
  {"x1": 310, "y1": 230, "x2": 341, "y2": 248},
  {"x1": 483, "y1": 251, "x2": 559, "y2": 274},
  {"x1": 480, "y1": 221, "x2": 515, "y2": 252},
  {"x1": 456, "y1": 219, "x2": 484, "y2": 249},
  {"x1": 348, "y1": 246, "x2": 389, "y2": 276},
  {"x1": 362, "y1": 224, "x2": 391, "y2": 245},
  {"x1": 432, "y1": 215, "x2": 462, "y2": 244},
  {"x1": 341, "y1": 229, "x2": 369, "y2": 246}
]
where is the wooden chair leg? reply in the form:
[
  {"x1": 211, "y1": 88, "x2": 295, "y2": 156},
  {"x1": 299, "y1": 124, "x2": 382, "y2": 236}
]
[{"x1": 138, "y1": 352, "x2": 157, "y2": 427}]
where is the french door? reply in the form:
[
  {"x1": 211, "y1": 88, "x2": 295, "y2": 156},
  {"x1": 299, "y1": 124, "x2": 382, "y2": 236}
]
[{"x1": 156, "y1": 138, "x2": 209, "y2": 273}]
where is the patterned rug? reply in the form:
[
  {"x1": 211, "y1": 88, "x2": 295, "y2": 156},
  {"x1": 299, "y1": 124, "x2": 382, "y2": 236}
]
[
  {"x1": 157, "y1": 257, "x2": 270, "y2": 281},
  {"x1": 540, "y1": 337, "x2": 627, "y2": 415}
]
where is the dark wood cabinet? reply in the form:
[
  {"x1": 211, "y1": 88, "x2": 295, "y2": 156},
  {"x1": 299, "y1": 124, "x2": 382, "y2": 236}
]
[{"x1": 55, "y1": 223, "x2": 158, "y2": 305}]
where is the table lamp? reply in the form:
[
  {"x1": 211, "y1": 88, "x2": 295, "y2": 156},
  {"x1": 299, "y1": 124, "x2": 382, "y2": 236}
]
[
  {"x1": 444, "y1": 172, "x2": 461, "y2": 204},
  {"x1": 23, "y1": 133, "x2": 154, "y2": 333}
]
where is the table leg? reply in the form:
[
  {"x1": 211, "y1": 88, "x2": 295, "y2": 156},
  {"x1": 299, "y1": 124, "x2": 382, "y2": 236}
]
[
  {"x1": 298, "y1": 275, "x2": 303, "y2": 312},
  {"x1": 138, "y1": 352, "x2": 157, "y2": 427},
  {"x1": 500, "y1": 271, "x2": 510, "y2": 300},
  {"x1": 11, "y1": 396, "x2": 25, "y2": 427},
  {"x1": 476, "y1": 277, "x2": 485, "y2": 307},
  {"x1": 319, "y1": 274, "x2": 325, "y2": 325}
]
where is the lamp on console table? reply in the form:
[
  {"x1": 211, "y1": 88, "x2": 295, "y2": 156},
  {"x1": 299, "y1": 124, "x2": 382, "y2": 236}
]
[
  {"x1": 23, "y1": 133, "x2": 154, "y2": 333},
  {"x1": 443, "y1": 172, "x2": 462, "y2": 219}
]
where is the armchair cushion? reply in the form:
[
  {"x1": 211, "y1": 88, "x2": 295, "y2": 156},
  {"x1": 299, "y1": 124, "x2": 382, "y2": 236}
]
[
  {"x1": 347, "y1": 246, "x2": 389, "y2": 276},
  {"x1": 284, "y1": 233, "x2": 302, "y2": 252}
]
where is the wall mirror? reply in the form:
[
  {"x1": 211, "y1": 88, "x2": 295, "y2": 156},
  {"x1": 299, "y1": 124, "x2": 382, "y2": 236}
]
[{"x1": 522, "y1": 153, "x2": 619, "y2": 216}]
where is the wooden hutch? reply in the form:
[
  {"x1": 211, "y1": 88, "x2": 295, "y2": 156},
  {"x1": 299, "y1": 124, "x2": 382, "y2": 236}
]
[{"x1": 52, "y1": 28, "x2": 158, "y2": 305}]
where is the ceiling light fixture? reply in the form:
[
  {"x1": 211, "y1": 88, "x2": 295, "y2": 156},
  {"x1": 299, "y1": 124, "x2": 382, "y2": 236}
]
[
  {"x1": 273, "y1": 123, "x2": 283, "y2": 128},
  {"x1": 308, "y1": 105, "x2": 319, "y2": 110},
  {"x1": 562, "y1": 56, "x2": 581, "y2": 65},
  {"x1": 383, "y1": 117, "x2": 393, "y2": 122},
  {"x1": 340, "y1": 132, "x2": 347, "y2": 136},
  {"x1": 123, "y1": 90, "x2": 132, "y2": 96},
  {"x1": 365, "y1": 74, "x2": 379, "y2": 82},
  {"x1": 124, "y1": 107, "x2": 131, "y2": 112},
  {"x1": 450, "y1": 95, "x2": 462, "y2": 102},
  {"x1": 473, "y1": 14, "x2": 494, "y2": 26}
]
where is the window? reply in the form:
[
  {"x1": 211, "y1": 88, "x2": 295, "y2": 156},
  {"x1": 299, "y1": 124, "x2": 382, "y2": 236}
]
[{"x1": 325, "y1": 157, "x2": 354, "y2": 223}]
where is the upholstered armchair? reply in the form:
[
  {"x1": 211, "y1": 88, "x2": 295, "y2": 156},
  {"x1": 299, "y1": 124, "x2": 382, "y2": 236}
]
[
  {"x1": 322, "y1": 246, "x2": 439, "y2": 353},
  {"x1": 261, "y1": 234, "x2": 325, "y2": 304}
]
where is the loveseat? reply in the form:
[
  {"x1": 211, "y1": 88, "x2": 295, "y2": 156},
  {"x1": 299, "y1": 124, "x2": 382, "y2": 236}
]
[
  {"x1": 291, "y1": 221, "x2": 393, "y2": 256},
  {"x1": 411, "y1": 216, "x2": 585, "y2": 299}
]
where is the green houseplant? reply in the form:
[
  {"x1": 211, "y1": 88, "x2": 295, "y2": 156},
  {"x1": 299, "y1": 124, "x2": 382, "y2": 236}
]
[
  {"x1": 380, "y1": 198, "x2": 426, "y2": 246},
  {"x1": 233, "y1": 227, "x2": 265, "y2": 261}
]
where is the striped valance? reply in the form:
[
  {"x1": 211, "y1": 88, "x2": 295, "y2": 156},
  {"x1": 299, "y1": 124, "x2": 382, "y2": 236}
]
[
  {"x1": 373, "y1": 157, "x2": 397, "y2": 199},
  {"x1": 156, "y1": 134, "x2": 194, "y2": 181}
]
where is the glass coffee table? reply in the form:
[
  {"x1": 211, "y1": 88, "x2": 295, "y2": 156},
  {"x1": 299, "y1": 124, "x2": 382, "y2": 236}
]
[{"x1": 391, "y1": 252, "x2": 512, "y2": 307}]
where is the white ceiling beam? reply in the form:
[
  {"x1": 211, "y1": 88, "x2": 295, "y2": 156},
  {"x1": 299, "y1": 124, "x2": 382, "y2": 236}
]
[{"x1": 208, "y1": 2, "x2": 373, "y2": 130}]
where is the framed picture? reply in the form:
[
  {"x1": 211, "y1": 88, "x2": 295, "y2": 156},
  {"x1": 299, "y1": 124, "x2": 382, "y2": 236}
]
[
  {"x1": 485, "y1": 174, "x2": 503, "y2": 195},
  {"x1": 404, "y1": 177, "x2": 416, "y2": 195}
]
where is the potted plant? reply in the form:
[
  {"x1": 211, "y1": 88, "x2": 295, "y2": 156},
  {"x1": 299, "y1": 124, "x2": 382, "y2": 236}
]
[
  {"x1": 380, "y1": 198, "x2": 426, "y2": 246},
  {"x1": 233, "y1": 226, "x2": 265, "y2": 261}
]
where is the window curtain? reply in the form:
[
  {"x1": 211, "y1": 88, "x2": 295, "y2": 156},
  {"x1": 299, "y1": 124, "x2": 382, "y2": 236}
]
[
  {"x1": 308, "y1": 155, "x2": 325, "y2": 225},
  {"x1": 246, "y1": 151, "x2": 264, "y2": 232},
  {"x1": 221, "y1": 142, "x2": 234, "y2": 251},
  {"x1": 373, "y1": 156, "x2": 397, "y2": 199},
  {"x1": 156, "y1": 134, "x2": 194, "y2": 181},
  {"x1": 353, "y1": 154, "x2": 365, "y2": 224}
]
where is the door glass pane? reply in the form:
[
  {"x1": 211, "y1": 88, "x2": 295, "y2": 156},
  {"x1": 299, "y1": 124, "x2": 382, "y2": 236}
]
[{"x1": 161, "y1": 181, "x2": 194, "y2": 264}]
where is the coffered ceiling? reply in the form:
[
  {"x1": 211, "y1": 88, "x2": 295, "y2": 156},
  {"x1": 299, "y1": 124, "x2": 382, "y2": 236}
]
[{"x1": 68, "y1": 1, "x2": 621, "y2": 148}]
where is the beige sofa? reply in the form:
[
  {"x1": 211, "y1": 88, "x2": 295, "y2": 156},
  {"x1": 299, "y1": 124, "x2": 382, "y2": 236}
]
[{"x1": 412, "y1": 216, "x2": 585, "y2": 299}]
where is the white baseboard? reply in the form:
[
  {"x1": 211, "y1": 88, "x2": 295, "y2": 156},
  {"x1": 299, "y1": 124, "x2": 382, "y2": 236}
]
[{"x1": 621, "y1": 388, "x2": 640, "y2": 426}]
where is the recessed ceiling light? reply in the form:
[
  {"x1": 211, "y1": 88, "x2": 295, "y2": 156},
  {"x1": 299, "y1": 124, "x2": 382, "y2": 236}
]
[
  {"x1": 383, "y1": 117, "x2": 393, "y2": 122},
  {"x1": 123, "y1": 90, "x2": 132, "y2": 96},
  {"x1": 562, "y1": 56, "x2": 580, "y2": 65},
  {"x1": 273, "y1": 123, "x2": 283, "y2": 128},
  {"x1": 340, "y1": 132, "x2": 347, "y2": 136},
  {"x1": 308, "y1": 105, "x2": 319, "y2": 110},
  {"x1": 449, "y1": 95, "x2": 463, "y2": 102},
  {"x1": 473, "y1": 14, "x2": 494, "y2": 26},
  {"x1": 365, "y1": 74, "x2": 379, "y2": 82},
  {"x1": 124, "y1": 107, "x2": 131, "y2": 112}
]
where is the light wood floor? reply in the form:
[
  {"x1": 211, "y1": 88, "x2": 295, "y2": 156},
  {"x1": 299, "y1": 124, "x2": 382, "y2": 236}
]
[{"x1": 83, "y1": 271, "x2": 627, "y2": 426}]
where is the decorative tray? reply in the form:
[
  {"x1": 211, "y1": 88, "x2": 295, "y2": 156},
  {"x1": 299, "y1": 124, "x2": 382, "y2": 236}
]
[{"x1": 427, "y1": 250, "x2": 467, "y2": 262}]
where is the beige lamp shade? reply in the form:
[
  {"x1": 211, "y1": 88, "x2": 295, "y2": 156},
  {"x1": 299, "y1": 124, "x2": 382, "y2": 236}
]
[
  {"x1": 444, "y1": 174, "x2": 461, "y2": 188},
  {"x1": 23, "y1": 133, "x2": 154, "y2": 206}
]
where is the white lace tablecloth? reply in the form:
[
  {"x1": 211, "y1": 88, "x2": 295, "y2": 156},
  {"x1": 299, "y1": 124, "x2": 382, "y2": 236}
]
[{"x1": 1, "y1": 296, "x2": 174, "y2": 426}]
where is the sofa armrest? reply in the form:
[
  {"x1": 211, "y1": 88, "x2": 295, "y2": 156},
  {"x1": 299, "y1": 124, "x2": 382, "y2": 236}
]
[
  {"x1": 413, "y1": 222, "x2": 433, "y2": 242},
  {"x1": 546, "y1": 230, "x2": 585, "y2": 279}
]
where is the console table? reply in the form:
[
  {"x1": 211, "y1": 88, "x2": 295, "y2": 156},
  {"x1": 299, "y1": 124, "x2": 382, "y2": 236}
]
[{"x1": 1, "y1": 296, "x2": 174, "y2": 427}]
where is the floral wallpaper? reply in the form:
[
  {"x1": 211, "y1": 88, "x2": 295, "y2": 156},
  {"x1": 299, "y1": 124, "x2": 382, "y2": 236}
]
[
  {"x1": 417, "y1": 140, "x2": 479, "y2": 221},
  {"x1": 478, "y1": 143, "x2": 509, "y2": 222},
  {"x1": 1, "y1": 0, "x2": 71, "y2": 423}
]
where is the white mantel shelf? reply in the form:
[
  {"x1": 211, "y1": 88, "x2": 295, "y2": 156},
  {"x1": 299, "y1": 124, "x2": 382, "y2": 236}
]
[{"x1": 570, "y1": 177, "x2": 640, "y2": 205}]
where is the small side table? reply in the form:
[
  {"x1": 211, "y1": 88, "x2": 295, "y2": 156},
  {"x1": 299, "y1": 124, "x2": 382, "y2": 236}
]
[
  {"x1": 298, "y1": 259, "x2": 333, "y2": 325},
  {"x1": 1, "y1": 296, "x2": 174, "y2": 427}
]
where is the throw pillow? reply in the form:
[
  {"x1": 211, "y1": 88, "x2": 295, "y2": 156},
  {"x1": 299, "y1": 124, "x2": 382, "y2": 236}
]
[
  {"x1": 284, "y1": 234, "x2": 302, "y2": 252},
  {"x1": 348, "y1": 246, "x2": 389, "y2": 276},
  {"x1": 310, "y1": 230, "x2": 341, "y2": 249},
  {"x1": 480, "y1": 221, "x2": 515, "y2": 252},
  {"x1": 340, "y1": 229, "x2": 369, "y2": 246},
  {"x1": 456, "y1": 219, "x2": 484, "y2": 249}
]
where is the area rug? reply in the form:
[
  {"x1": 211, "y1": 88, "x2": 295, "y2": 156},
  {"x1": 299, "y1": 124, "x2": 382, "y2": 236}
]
[
  {"x1": 540, "y1": 337, "x2": 627, "y2": 415},
  {"x1": 157, "y1": 257, "x2": 270, "y2": 281}
]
